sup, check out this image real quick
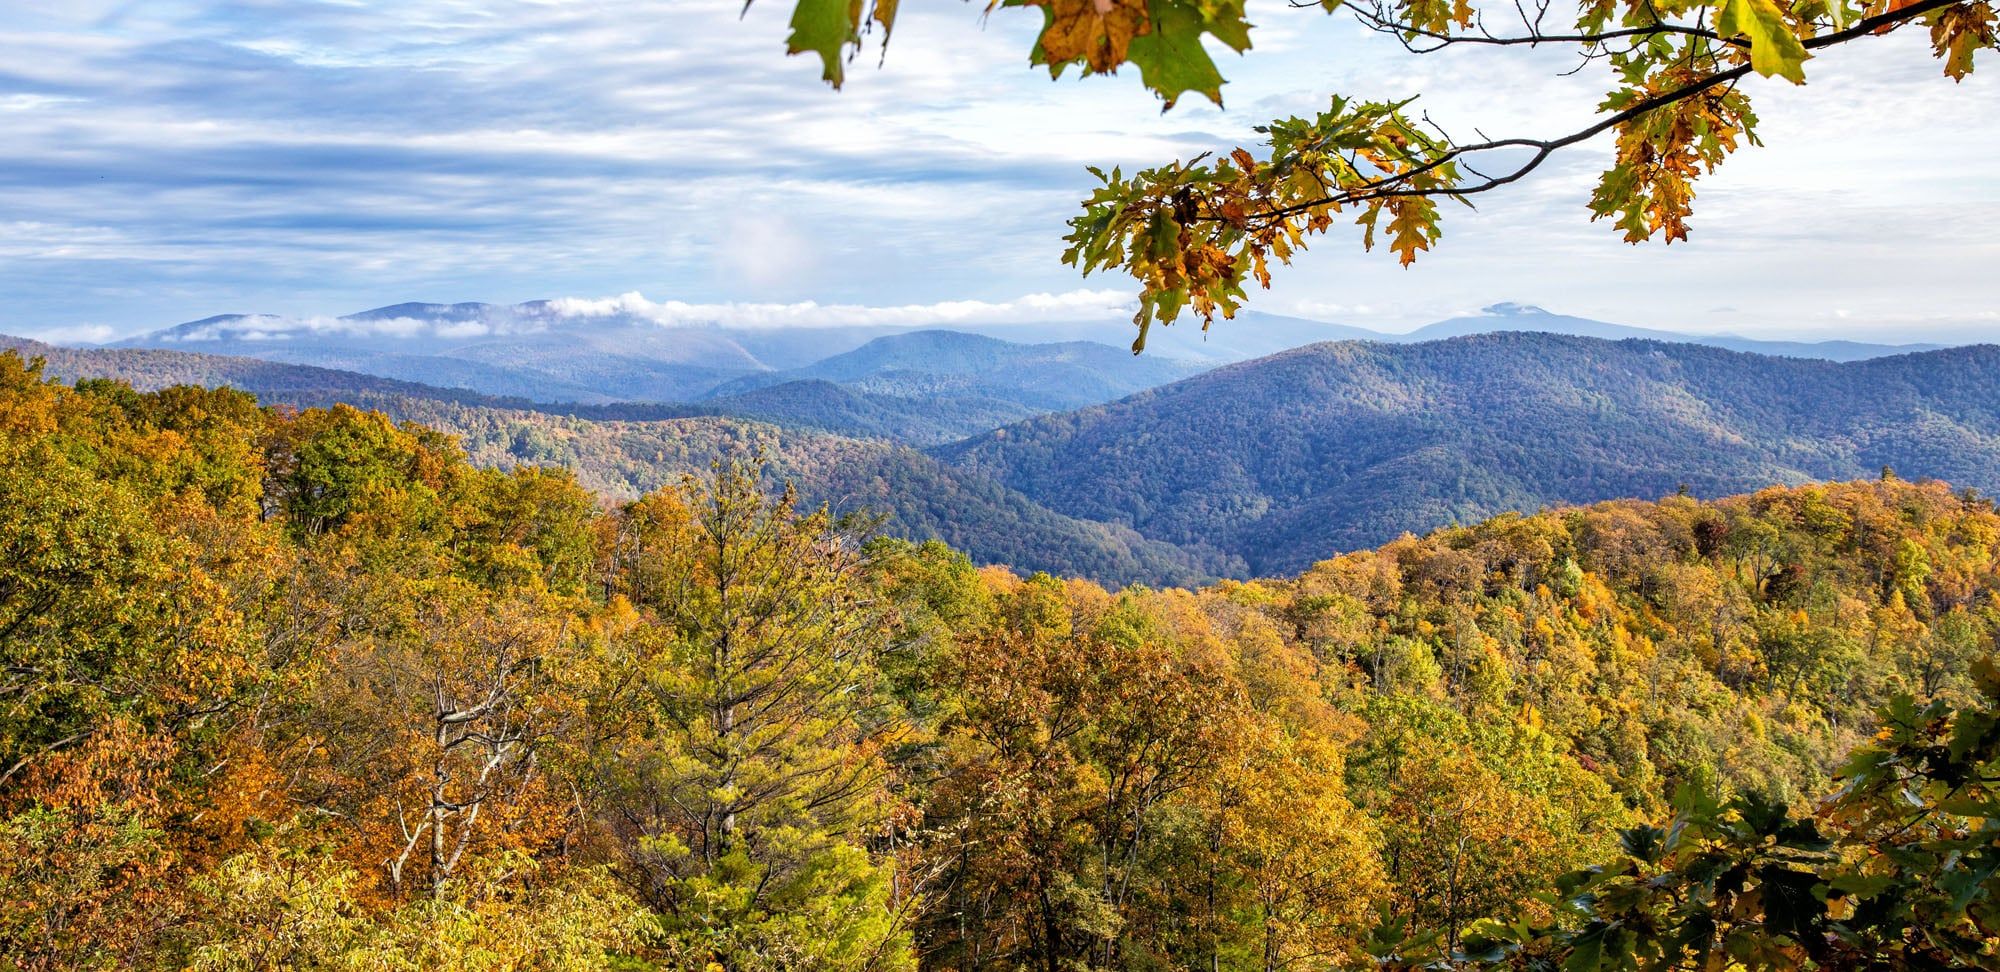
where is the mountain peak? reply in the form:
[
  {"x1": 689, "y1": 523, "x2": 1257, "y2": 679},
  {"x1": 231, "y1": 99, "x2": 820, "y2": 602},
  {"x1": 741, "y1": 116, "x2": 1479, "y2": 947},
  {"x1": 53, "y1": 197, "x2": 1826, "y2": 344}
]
[
  {"x1": 1481, "y1": 302, "x2": 1549, "y2": 317},
  {"x1": 343, "y1": 301, "x2": 503, "y2": 322}
]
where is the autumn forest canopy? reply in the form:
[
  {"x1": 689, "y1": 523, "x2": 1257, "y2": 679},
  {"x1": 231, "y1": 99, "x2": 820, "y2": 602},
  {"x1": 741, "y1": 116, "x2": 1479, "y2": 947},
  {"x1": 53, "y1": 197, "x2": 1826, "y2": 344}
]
[{"x1": 3, "y1": 352, "x2": 1997, "y2": 969}]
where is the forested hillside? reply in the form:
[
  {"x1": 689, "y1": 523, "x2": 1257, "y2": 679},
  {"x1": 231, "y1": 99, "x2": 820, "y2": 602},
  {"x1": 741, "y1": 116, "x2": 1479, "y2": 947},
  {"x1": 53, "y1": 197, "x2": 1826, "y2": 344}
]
[
  {"x1": 696, "y1": 379, "x2": 1042, "y2": 444},
  {"x1": 703, "y1": 329, "x2": 1205, "y2": 411},
  {"x1": 0, "y1": 340, "x2": 1227, "y2": 584},
  {"x1": 4, "y1": 355, "x2": 1994, "y2": 969},
  {"x1": 384, "y1": 395, "x2": 1232, "y2": 584},
  {"x1": 942, "y1": 334, "x2": 2000, "y2": 576}
]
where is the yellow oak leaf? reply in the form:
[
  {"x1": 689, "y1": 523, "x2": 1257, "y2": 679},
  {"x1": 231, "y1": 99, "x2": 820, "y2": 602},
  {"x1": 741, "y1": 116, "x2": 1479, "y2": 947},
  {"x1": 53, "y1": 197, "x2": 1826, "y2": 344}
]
[{"x1": 1033, "y1": 0, "x2": 1153, "y2": 72}]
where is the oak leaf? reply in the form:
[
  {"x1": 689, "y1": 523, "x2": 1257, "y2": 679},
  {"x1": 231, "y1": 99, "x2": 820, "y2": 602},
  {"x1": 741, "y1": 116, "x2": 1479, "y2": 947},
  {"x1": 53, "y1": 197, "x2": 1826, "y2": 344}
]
[
  {"x1": 786, "y1": 0, "x2": 865, "y2": 86},
  {"x1": 1716, "y1": 0, "x2": 1813, "y2": 82},
  {"x1": 1032, "y1": 0, "x2": 1153, "y2": 72}
]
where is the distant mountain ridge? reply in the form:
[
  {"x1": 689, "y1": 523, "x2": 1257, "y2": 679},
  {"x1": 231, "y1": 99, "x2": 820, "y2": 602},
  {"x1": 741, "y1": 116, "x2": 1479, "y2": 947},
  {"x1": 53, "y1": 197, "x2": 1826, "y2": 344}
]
[
  {"x1": 111, "y1": 303, "x2": 1222, "y2": 431},
  {"x1": 699, "y1": 379, "x2": 1043, "y2": 445},
  {"x1": 1403, "y1": 303, "x2": 1943, "y2": 361},
  {"x1": 938, "y1": 333, "x2": 2000, "y2": 577},
  {"x1": 98, "y1": 300, "x2": 1940, "y2": 416},
  {"x1": 703, "y1": 329, "x2": 1206, "y2": 417},
  {"x1": 122, "y1": 300, "x2": 771, "y2": 403}
]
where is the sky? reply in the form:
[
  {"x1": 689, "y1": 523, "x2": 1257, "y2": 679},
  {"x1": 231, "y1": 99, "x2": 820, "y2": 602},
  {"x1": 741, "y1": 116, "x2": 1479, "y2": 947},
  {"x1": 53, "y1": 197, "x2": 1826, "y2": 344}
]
[{"x1": 2, "y1": 0, "x2": 1996, "y2": 345}]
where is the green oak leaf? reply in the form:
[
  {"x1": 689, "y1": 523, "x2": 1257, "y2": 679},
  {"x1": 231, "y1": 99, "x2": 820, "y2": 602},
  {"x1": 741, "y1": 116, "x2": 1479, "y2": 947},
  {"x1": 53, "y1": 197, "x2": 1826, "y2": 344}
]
[
  {"x1": 1127, "y1": 0, "x2": 1252, "y2": 108},
  {"x1": 1716, "y1": 0, "x2": 1812, "y2": 83},
  {"x1": 788, "y1": 0, "x2": 863, "y2": 87}
]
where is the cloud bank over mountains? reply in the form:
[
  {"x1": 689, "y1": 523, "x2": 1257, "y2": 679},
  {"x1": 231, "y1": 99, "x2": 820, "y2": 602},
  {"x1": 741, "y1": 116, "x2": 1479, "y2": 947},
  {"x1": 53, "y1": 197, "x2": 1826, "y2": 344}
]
[
  {"x1": 138, "y1": 290, "x2": 1147, "y2": 347},
  {"x1": 163, "y1": 314, "x2": 497, "y2": 344},
  {"x1": 544, "y1": 290, "x2": 1139, "y2": 330}
]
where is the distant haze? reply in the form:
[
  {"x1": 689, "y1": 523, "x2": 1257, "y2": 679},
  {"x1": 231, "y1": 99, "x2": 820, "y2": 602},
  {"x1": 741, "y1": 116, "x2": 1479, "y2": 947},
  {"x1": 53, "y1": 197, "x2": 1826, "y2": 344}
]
[
  {"x1": 98, "y1": 297, "x2": 1956, "y2": 371},
  {"x1": 13, "y1": 291, "x2": 1998, "y2": 349}
]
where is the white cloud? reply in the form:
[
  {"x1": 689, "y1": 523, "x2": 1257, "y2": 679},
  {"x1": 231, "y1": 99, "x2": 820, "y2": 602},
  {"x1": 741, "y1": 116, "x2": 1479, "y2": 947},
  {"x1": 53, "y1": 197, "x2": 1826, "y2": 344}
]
[
  {"x1": 545, "y1": 289, "x2": 1136, "y2": 329},
  {"x1": 105, "y1": 289, "x2": 1141, "y2": 344},
  {"x1": 713, "y1": 214, "x2": 817, "y2": 293},
  {"x1": 160, "y1": 313, "x2": 500, "y2": 342},
  {"x1": 19, "y1": 322, "x2": 117, "y2": 345},
  {"x1": 434, "y1": 320, "x2": 494, "y2": 339}
]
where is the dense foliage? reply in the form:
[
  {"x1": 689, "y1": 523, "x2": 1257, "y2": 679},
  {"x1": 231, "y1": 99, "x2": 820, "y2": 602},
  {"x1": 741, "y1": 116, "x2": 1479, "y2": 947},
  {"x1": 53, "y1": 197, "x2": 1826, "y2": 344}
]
[
  {"x1": 944, "y1": 333, "x2": 2000, "y2": 575},
  {"x1": 3, "y1": 352, "x2": 1995, "y2": 968}
]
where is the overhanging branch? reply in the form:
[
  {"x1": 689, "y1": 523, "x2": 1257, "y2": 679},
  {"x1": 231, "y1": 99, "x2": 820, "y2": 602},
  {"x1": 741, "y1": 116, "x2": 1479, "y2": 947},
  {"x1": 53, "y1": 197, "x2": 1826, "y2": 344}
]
[{"x1": 1237, "y1": 0, "x2": 1968, "y2": 222}]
